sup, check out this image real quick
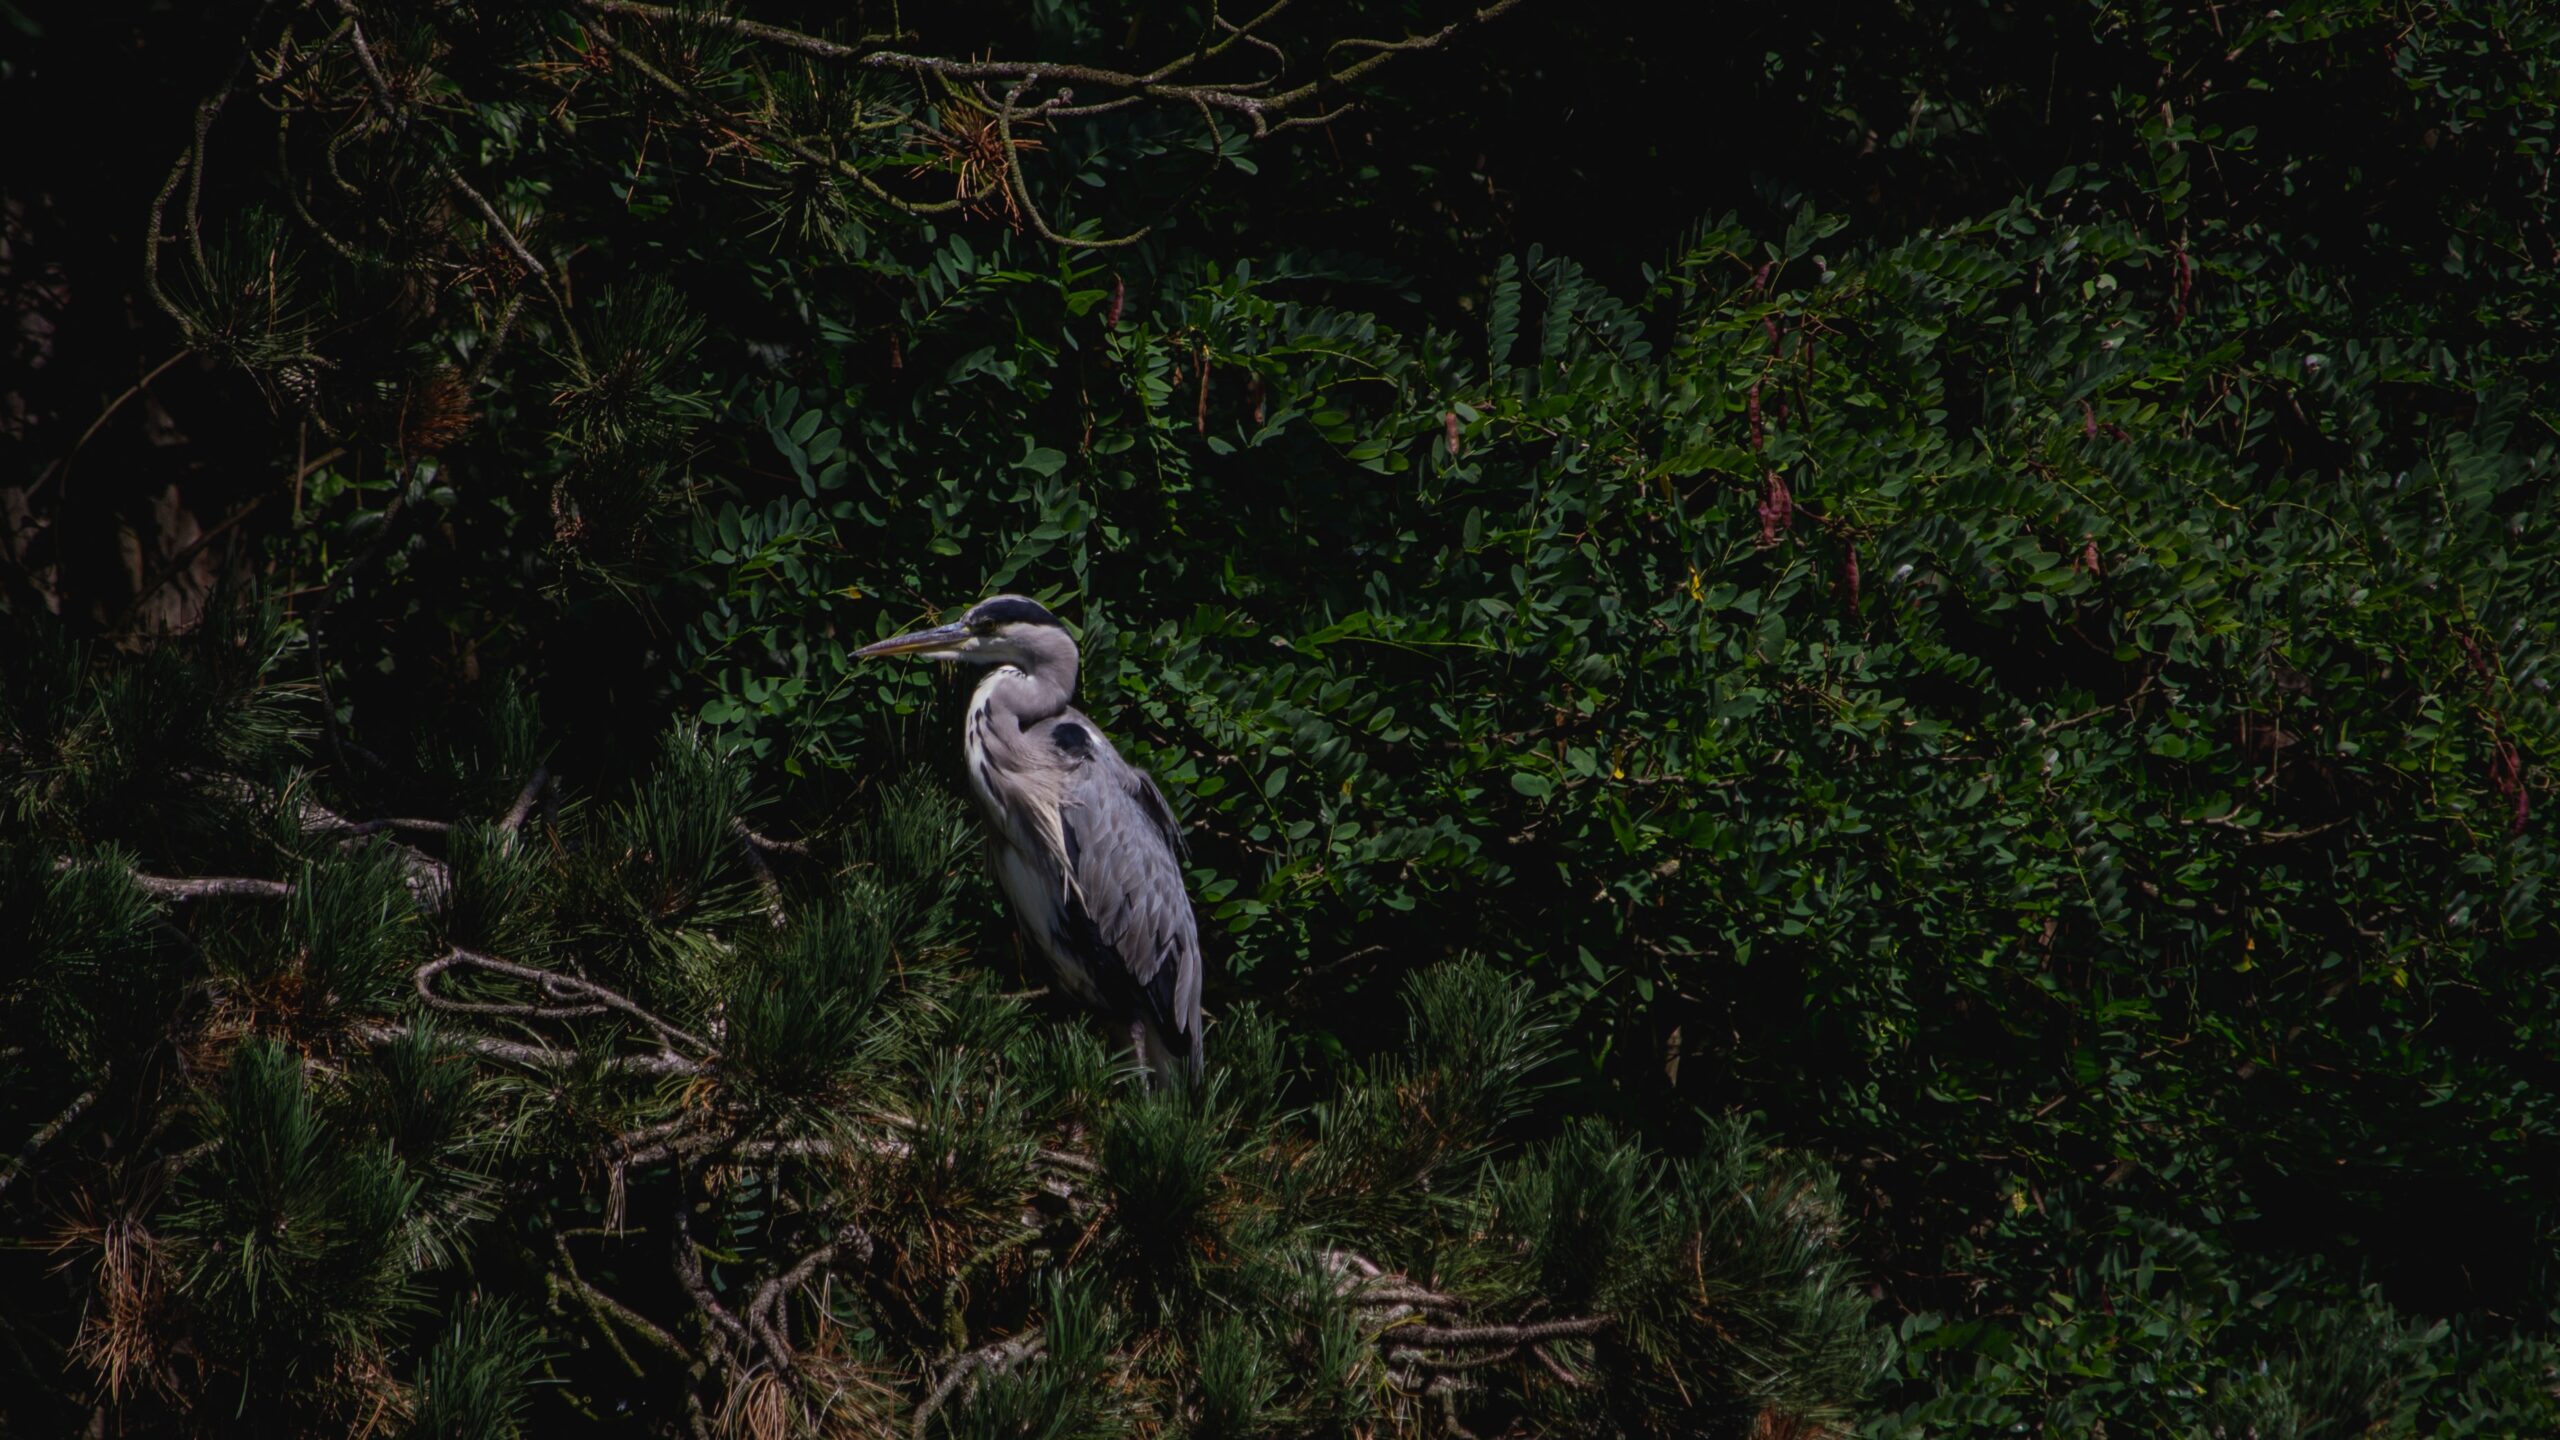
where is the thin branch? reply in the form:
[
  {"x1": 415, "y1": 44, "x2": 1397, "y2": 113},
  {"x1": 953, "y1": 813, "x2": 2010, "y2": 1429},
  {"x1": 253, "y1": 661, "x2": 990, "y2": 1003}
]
[
  {"x1": 134, "y1": 874, "x2": 295, "y2": 902},
  {"x1": 29, "y1": 351, "x2": 191, "y2": 503},
  {"x1": 733, "y1": 822, "x2": 809, "y2": 856},
  {"x1": 1348, "y1": 1283, "x2": 1468, "y2": 1316},
  {"x1": 1530, "y1": 1342, "x2": 1595, "y2": 1389},
  {"x1": 0, "y1": 1083, "x2": 101, "y2": 1196},
  {"x1": 329, "y1": 1, "x2": 579, "y2": 357},
  {"x1": 116, "y1": 446, "x2": 348, "y2": 627},
  {"x1": 310, "y1": 814, "x2": 453, "y2": 839},
  {"x1": 356, "y1": 1021, "x2": 701, "y2": 1076},
  {"x1": 1395, "y1": 1316, "x2": 1608, "y2": 1348},
  {"x1": 424, "y1": 947, "x2": 712, "y2": 1054},
  {"x1": 671, "y1": 1180, "x2": 752, "y2": 1354},
  {"x1": 996, "y1": 78, "x2": 1150, "y2": 250},
  {"x1": 553, "y1": 1230, "x2": 697, "y2": 1372},
  {"x1": 589, "y1": 30, "x2": 963, "y2": 220},
  {"x1": 501, "y1": 765, "x2": 551, "y2": 833},
  {"x1": 732, "y1": 819, "x2": 788, "y2": 929},
  {"x1": 746, "y1": 1224, "x2": 874, "y2": 1371},
  {"x1": 581, "y1": 0, "x2": 867, "y2": 58},
  {"x1": 913, "y1": 1330, "x2": 1043, "y2": 1439},
  {"x1": 571, "y1": 0, "x2": 1518, "y2": 234},
  {"x1": 414, "y1": 950, "x2": 608, "y2": 1022},
  {"x1": 139, "y1": 0, "x2": 283, "y2": 334}
]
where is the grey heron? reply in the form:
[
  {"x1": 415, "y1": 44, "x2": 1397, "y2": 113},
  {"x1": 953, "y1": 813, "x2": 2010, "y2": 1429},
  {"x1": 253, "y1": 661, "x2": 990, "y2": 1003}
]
[{"x1": 856, "y1": 595, "x2": 1204, "y2": 1084}]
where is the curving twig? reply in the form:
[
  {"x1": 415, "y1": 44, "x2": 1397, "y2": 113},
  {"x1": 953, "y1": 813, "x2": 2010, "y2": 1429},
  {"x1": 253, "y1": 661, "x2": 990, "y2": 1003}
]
[
  {"x1": 912, "y1": 1330, "x2": 1044, "y2": 1439},
  {"x1": 420, "y1": 947, "x2": 712, "y2": 1055},
  {"x1": 745, "y1": 1224, "x2": 875, "y2": 1372}
]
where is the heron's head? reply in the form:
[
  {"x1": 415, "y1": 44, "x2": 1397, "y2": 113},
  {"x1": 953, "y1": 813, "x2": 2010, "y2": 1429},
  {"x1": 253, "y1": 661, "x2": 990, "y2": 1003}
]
[{"x1": 854, "y1": 594, "x2": 1076, "y2": 673}]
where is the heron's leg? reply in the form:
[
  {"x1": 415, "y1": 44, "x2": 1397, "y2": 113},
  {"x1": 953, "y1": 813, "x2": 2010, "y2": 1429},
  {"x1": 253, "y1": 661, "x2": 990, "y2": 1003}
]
[{"x1": 1129, "y1": 1017, "x2": 1152, "y2": 1088}]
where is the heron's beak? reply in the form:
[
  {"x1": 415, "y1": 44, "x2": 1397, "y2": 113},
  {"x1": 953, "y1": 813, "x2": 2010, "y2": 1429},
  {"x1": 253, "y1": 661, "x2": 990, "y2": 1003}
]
[{"x1": 855, "y1": 621, "x2": 971, "y2": 659}]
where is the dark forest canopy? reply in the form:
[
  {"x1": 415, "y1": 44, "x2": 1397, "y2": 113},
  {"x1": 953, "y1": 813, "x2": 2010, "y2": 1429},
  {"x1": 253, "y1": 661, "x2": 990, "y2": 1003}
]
[{"x1": 3, "y1": 1, "x2": 2557, "y2": 1435}]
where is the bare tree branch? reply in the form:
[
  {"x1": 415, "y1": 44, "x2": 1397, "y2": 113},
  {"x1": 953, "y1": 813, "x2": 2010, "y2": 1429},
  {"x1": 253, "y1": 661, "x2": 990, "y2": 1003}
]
[
  {"x1": 420, "y1": 947, "x2": 713, "y2": 1054},
  {"x1": 135, "y1": 874, "x2": 296, "y2": 901},
  {"x1": 0, "y1": 1083, "x2": 101, "y2": 1197},
  {"x1": 356, "y1": 1021, "x2": 701, "y2": 1076},
  {"x1": 501, "y1": 765, "x2": 551, "y2": 833},
  {"x1": 912, "y1": 1330, "x2": 1044, "y2": 1439}
]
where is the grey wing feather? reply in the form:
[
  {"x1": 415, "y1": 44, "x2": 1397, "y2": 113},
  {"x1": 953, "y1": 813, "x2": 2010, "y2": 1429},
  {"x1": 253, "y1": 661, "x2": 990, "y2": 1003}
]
[{"x1": 1053, "y1": 729, "x2": 1202, "y2": 1068}]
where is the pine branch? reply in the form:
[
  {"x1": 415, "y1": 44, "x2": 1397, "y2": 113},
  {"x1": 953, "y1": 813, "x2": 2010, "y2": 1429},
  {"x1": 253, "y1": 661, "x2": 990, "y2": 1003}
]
[
  {"x1": 500, "y1": 766, "x2": 550, "y2": 833},
  {"x1": 175, "y1": 770, "x2": 455, "y2": 910},
  {"x1": 325, "y1": 0, "x2": 579, "y2": 365},
  {"x1": 669, "y1": 1177, "x2": 752, "y2": 1356},
  {"x1": 133, "y1": 873, "x2": 297, "y2": 901},
  {"x1": 0, "y1": 1083, "x2": 102, "y2": 1197},
  {"x1": 355, "y1": 1022, "x2": 701, "y2": 1076},
  {"x1": 572, "y1": 0, "x2": 1531, "y2": 244},
  {"x1": 746, "y1": 1224, "x2": 874, "y2": 1375},
  {"x1": 416, "y1": 947, "x2": 713, "y2": 1055},
  {"x1": 730, "y1": 818, "x2": 788, "y2": 928},
  {"x1": 1397, "y1": 1316, "x2": 1610, "y2": 1349},
  {"x1": 911, "y1": 1329, "x2": 1044, "y2": 1439}
]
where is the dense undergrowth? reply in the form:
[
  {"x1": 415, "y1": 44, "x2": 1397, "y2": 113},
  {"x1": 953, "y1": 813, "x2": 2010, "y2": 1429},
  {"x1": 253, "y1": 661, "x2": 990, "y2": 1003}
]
[{"x1": 4, "y1": 0, "x2": 2557, "y2": 1433}]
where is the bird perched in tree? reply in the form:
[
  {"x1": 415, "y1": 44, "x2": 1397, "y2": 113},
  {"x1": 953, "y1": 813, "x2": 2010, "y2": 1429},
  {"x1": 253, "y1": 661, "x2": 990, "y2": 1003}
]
[{"x1": 857, "y1": 595, "x2": 1203, "y2": 1083}]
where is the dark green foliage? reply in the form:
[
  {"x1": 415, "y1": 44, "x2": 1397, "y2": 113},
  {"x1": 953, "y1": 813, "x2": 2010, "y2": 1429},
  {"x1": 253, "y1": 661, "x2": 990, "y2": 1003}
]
[
  {"x1": 1492, "y1": 1119, "x2": 1652, "y2": 1313},
  {"x1": 7, "y1": 0, "x2": 2560, "y2": 1432},
  {"x1": 939, "y1": 1272, "x2": 1124, "y2": 1440},
  {"x1": 166, "y1": 1038, "x2": 418, "y2": 1378},
  {"x1": 550, "y1": 281, "x2": 715, "y2": 553},
  {"x1": 409, "y1": 1297, "x2": 544, "y2": 1440},
  {"x1": 0, "y1": 603, "x2": 306, "y2": 846},
  {"x1": 273, "y1": 838, "x2": 426, "y2": 1028},
  {"x1": 163, "y1": 209, "x2": 319, "y2": 385},
  {"x1": 0, "y1": 610, "x2": 1882, "y2": 1432},
  {"x1": 1096, "y1": 1086, "x2": 1230, "y2": 1279},
  {"x1": 718, "y1": 895, "x2": 896, "y2": 1115},
  {"x1": 438, "y1": 819, "x2": 554, "y2": 956},
  {"x1": 1191, "y1": 1312, "x2": 1284, "y2": 1440},
  {"x1": 348, "y1": 1020, "x2": 504, "y2": 1268},
  {"x1": 0, "y1": 844, "x2": 168, "y2": 1077},
  {"x1": 604, "y1": 725, "x2": 755, "y2": 923}
]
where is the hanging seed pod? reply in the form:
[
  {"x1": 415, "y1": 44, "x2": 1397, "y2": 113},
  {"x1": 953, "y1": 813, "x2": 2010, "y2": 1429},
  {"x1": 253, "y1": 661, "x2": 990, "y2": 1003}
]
[
  {"x1": 1843, "y1": 542, "x2": 1862, "y2": 613},
  {"x1": 2456, "y1": 632, "x2": 2492, "y2": 680},
  {"x1": 1747, "y1": 381, "x2": 1763, "y2": 452},
  {"x1": 1107, "y1": 274, "x2": 1125, "y2": 330},
  {"x1": 2489, "y1": 738, "x2": 2530, "y2": 835},
  {"x1": 1445, "y1": 410, "x2": 1461, "y2": 456},
  {"x1": 1756, "y1": 470, "x2": 1793, "y2": 548}
]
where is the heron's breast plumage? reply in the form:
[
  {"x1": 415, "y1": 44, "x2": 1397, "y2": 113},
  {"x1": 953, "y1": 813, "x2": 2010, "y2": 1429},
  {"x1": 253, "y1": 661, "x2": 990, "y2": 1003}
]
[{"x1": 965, "y1": 667, "x2": 1098, "y2": 1002}]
